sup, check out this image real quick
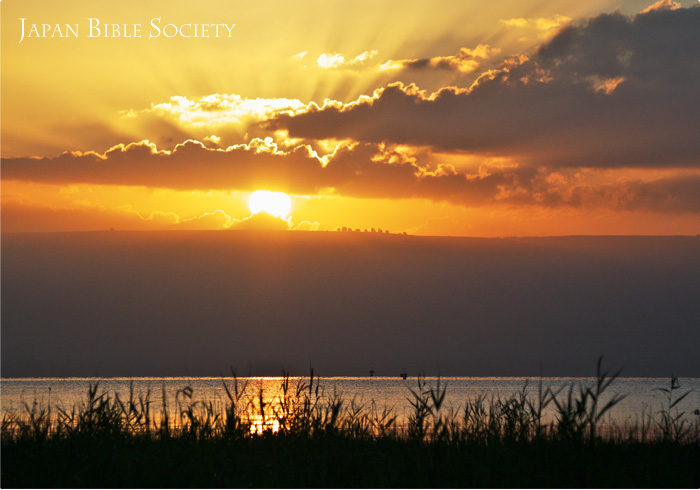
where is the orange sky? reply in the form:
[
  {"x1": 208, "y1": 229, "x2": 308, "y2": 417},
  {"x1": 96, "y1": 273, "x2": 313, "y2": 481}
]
[{"x1": 2, "y1": 0, "x2": 699, "y2": 236}]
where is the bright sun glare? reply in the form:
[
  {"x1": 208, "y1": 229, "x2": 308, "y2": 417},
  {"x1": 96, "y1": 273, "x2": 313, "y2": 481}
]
[{"x1": 248, "y1": 190, "x2": 292, "y2": 218}]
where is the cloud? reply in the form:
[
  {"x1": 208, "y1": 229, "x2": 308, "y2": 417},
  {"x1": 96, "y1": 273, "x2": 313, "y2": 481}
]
[
  {"x1": 500, "y1": 14, "x2": 572, "y2": 38},
  {"x1": 379, "y1": 45, "x2": 501, "y2": 74},
  {"x1": 316, "y1": 50, "x2": 378, "y2": 69},
  {"x1": 129, "y1": 94, "x2": 306, "y2": 129},
  {"x1": 312, "y1": 46, "x2": 499, "y2": 75},
  {"x1": 640, "y1": 0, "x2": 681, "y2": 14},
  {"x1": 119, "y1": 44, "x2": 495, "y2": 150},
  {"x1": 203, "y1": 135, "x2": 222, "y2": 145},
  {"x1": 528, "y1": 173, "x2": 700, "y2": 213},
  {"x1": 269, "y1": 7, "x2": 700, "y2": 170},
  {"x1": 4, "y1": 139, "x2": 700, "y2": 214},
  {"x1": 317, "y1": 53, "x2": 346, "y2": 69},
  {"x1": 119, "y1": 94, "x2": 307, "y2": 150},
  {"x1": 176, "y1": 210, "x2": 235, "y2": 229},
  {"x1": 231, "y1": 212, "x2": 292, "y2": 230},
  {"x1": 293, "y1": 220, "x2": 320, "y2": 231},
  {"x1": 0, "y1": 194, "x2": 238, "y2": 233},
  {"x1": 2, "y1": 139, "x2": 328, "y2": 193}
]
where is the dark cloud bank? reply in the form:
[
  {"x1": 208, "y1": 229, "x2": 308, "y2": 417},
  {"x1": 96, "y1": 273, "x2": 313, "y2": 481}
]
[
  {"x1": 272, "y1": 7, "x2": 700, "y2": 169},
  {"x1": 3, "y1": 231, "x2": 699, "y2": 377},
  {"x1": 4, "y1": 138, "x2": 700, "y2": 213}
]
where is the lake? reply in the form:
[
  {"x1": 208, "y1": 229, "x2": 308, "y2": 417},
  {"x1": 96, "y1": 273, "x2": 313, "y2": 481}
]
[{"x1": 3, "y1": 376, "x2": 699, "y2": 431}]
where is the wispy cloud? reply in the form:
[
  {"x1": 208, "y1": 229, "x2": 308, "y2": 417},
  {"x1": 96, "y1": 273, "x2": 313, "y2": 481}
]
[
  {"x1": 316, "y1": 50, "x2": 378, "y2": 69},
  {"x1": 379, "y1": 45, "x2": 501, "y2": 73},
  {"x1": 500, "y1": 14, "x2": 572, "y2": 39}
]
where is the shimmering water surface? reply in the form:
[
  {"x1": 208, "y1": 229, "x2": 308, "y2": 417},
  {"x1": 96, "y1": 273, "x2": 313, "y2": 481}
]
[{"x1": 3, "y1": 377, "x2": 699, "y2": 428}]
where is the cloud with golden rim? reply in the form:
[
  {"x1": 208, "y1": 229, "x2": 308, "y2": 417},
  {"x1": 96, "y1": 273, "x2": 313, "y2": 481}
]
[
  {"x1": 640, "y1": 0, "x2": 681, "y2": 14},
  {"x1": 122, "y1": 94, "x2": 306, "y2": 137},
  {"x1": 116, "y1": 94, "x2": 312, "y2": 152},
  {"x1": 379, "y1": 44, "x2": 502, "y2": 74},
  {"x1": 269, "y1": 7, "x2": 700, "y2": 170},
  {"x1": 4, "y1": 138, "x2": 700, "y2": 214}
]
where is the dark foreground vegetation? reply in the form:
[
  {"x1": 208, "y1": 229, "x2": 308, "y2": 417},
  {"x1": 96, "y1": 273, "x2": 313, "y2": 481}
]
[{"x1": 3, "y1": 361, "x2": 699, "y2": 488}]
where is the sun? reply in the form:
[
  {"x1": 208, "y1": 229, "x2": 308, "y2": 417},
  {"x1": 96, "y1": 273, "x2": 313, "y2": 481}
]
[{"x1": 248, "y1": 190, "x2": 292, "y2": 218}]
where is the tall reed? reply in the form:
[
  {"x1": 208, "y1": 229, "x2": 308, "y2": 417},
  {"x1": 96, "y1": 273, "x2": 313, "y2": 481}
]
[{"x1": 1, "y1": 361, "x2": 697, "y2": 445}]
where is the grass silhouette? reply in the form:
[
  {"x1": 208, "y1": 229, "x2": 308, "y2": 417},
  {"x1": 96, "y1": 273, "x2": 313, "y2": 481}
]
[{"x1": 2, "y1": 358, "x2": 699, "y2": 487}]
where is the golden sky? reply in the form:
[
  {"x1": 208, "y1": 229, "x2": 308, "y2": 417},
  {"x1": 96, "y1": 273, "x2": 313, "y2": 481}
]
[{"x1": 2, "y1": 0, "x2": 699, "y2": 235}]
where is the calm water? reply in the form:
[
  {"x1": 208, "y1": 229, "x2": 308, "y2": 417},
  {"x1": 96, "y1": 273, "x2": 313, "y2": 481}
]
[{"x1": 2, "y1": 377, "x2": 699, "y2": 428}]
